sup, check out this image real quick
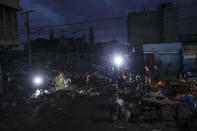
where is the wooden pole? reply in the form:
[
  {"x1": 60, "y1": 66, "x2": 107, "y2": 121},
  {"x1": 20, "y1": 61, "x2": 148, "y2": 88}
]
[
  {"x1": 21, "y1": 10, "x2": 34, "y2": 67},
  {"x1": 0, "y1": 64, "x2": 3, "y2": 95}
]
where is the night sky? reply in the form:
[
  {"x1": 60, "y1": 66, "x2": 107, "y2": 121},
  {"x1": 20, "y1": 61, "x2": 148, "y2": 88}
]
[{"x1": 18, "y1": 0, "x2": 197, "y2": 42}]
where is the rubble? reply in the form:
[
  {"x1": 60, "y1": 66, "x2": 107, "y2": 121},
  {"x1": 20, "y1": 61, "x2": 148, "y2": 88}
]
[
  {"x1": 1, "y1": 68, "x2": 197, "y2": 131},
  {"x1": 90, "y1": 91, "x2": 100, "y2": 96}
]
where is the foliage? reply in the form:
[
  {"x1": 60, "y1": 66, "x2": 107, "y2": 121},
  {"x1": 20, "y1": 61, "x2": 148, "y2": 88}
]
[{"x1": 54, "y1": 73, "x2": 66, "y2": 90}]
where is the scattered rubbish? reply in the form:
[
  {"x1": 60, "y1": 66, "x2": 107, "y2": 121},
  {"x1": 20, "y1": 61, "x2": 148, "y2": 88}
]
[
  {"x1": 0, "y1": 103, "x2": 10, "y2": 108},
  {"x1": 57, "y1": 107, "x2": 64, "y2": 111},
  {"x1": 11, "y1": 102, "x2": 16, "y2": 106},
  {"x1": 32, "y1": 106, "x2": 40, "y2": 116},
  {"x1": 180, "y1": 96, "x2": 196, "y2": 103},
  {"x1": 139, "y1": 123, "x2": 153, "y2": 129},
  {"x1": 90, "y1": 91, "x2": 100, "y2": 96},
  {"x1": 78, "y1": 90, "x2": 85, "y2": 95},
  {"x1": 156, "y1": 81, "x2": 165, "y2": 87},
  {"x1": 122, "y1": 109, "x2": 130, "y2": 122},
  {"x1": 50, "y1": 104, "x2": 56, "y2": 107}
]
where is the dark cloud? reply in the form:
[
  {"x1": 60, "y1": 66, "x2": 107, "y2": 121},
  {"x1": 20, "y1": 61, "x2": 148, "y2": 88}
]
[
  {"x1": 19, "y1": 0, "x2": 197, "y2": 42},
  {"x1": 20, "y1": 0, "x2": 164, "y2": 27}
]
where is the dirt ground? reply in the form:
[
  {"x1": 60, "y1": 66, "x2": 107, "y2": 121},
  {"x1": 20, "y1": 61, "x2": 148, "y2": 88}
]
[{"x1": 0, "y1": 93, "x2": 186, "y2": 131}]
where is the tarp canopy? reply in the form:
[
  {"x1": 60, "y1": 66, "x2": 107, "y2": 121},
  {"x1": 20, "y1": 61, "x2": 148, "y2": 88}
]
[{"x1": 143, "y1": 43, "x2": 182, "y2": 53}]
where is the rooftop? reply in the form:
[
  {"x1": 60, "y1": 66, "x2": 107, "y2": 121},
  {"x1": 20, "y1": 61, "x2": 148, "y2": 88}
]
[{"x1": 0, "y1": 0, "x2": 21, "y2": 10}]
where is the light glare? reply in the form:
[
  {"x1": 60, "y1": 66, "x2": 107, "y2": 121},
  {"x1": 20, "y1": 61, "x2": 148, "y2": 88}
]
[
  {"x1": 34, "y1": 76, "x2": 43, "y2": 86},
  {"x1": 114, "y1": 56, "x2": 123, "y2": 66}
]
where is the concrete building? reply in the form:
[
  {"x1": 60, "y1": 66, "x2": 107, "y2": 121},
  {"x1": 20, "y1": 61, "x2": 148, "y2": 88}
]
[
  {"x1": 181, "y1": 34, "x2": 197, "y2": 70},
  {"x1": 127, "y1": 3, "x2": 179, "y2": 46},
  {"x1": 143, "y1": 43, "x2": 183, "y2": 76},
  {"x1": 0, "y1": 0, "x2": 21, "y2": 48},
  {"x1": 183, "y1": 45, "x2": 197, "y2": 70}
]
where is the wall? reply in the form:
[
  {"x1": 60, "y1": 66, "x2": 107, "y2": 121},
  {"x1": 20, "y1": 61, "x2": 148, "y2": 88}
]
[
  {"x1": 127, "y1": 6, "x2": 179, "y2": 46},
  {"x1": 0, "y1": 4, "x2": 20, "y2": 47},
  {"x1": 128, "y1": 11, "x2": 162, "y2": 45},
  {"x1": 162, "y1": 8, "x2": 179, "y2": 42},
  {"x1": 0, "y1": 0, "x2": 21, "y2": 10},
  {"x1": 183, "y1": 45, "x2": 197, "y2": 70}
]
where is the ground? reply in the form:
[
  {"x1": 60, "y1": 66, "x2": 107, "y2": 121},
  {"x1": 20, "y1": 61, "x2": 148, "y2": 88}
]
[{"x1": 0, "y1": 89, "x2": 185, "y2": 131}]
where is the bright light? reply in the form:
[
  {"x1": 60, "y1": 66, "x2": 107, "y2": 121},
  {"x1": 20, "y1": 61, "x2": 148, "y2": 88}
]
[
  {"x1": 114, "y1": 55, "x2": 123, "y2": 67},
  {"x1": 33, "y1": 76, "x2": 43, "y2": 86}
]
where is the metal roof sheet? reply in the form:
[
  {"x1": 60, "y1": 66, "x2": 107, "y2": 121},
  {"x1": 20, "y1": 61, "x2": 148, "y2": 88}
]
[{"x1": 143, "y1": 43, "x2": 182, "y2": 52}]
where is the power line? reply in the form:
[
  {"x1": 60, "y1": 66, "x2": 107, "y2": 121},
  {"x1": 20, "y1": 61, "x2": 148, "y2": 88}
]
[
  {"x1": 20, "y1": 21, "x2": 127, "y2": 32},
  {"x1": 19, "y1": 2, "x2": 197, "y2": 31},
  {"x1": 20, "y1": 10, "x2": 34, "y2": 67},
  {"x1": 19, "y1": 16, "x2": 127, "y2": 31},
  {"x1": 19, "y1": 24, "x2": 127, "y2": 35},
  {"x1": 18, "y1": 3, "x2": 197, "y2": 40},
  {"x1": 19, "y1": 15, "x2": 197, "y2": 38},
  {"x1": 19, "y1": 13, "x2": 197, "y2": 38},
  {"x1": 19, "y1": 26, "x2": 127, "y2": 40}
]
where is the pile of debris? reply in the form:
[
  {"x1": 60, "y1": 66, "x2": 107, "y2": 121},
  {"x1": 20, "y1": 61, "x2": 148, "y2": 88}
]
[{"x1": 108, "y1": 78, "x2": 197, "y2": 130}]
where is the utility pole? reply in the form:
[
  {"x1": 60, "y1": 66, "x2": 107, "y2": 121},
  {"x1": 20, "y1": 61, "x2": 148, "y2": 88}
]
[
  {"x1": 0, "y1": 64, "x2": 3, "y2": 95},
  {"x1": 21, "y1": 10, "x2": 34, "y2": 67}
]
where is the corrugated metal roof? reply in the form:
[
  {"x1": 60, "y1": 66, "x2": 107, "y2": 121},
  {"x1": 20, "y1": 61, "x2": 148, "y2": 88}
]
[{"x1": 0, "y1": 0, "x2": 21, "y2": 10}]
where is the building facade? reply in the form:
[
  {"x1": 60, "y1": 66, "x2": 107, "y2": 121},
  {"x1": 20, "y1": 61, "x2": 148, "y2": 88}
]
[
  {"x1": 183, "y1": 45, "x2": 197, "y2": 70},
  {"x1": 127, "y1": 3, "x2": 179, "y2": 46},
  {"x1": 0, "y1": 0, "x2": 21, "y2": 48},
  {"x1": 143, "y1": 43, "x2": 183, "y2": 76}
]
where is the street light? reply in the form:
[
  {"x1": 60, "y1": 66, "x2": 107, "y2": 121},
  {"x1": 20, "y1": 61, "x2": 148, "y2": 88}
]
[
  {"x1": 33, "y1": 76, "x2": 43, "y2": 86},
  {"x1": 113, "y1": 55, "x2": 123, "y2": 67},
  {"x1": 112, "y1": 55, "x2": 124, "y2": 97}
]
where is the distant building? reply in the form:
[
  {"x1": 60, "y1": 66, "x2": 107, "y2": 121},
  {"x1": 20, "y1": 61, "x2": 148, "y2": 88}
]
[
  {"x1": 0, "y1": 0, "x2": 22, "y2": 48},
  {"x1": 127, "y1": 3, "x2": 179, "y2": 46}
]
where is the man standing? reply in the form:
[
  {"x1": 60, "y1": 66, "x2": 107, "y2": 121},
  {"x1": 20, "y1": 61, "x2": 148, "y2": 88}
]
[
  {"x1": 86, "y1": 73, "x2": 91, "y2": 89},
  {"x1": 145, "y1": 66, "x2": 151, "y2": 83}
]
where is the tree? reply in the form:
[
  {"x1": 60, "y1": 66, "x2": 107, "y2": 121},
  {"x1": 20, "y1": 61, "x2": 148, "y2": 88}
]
[
  {"x1": 88, "y1": 26, "x2": 95, "y2": 45},
  {"x1": 28, "y1": 38, "x2": 58, "y2": 52}
]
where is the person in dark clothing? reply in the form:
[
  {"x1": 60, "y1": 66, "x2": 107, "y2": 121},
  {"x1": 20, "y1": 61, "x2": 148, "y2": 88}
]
[{"x1": 145, "y1": 67, "x2": 151, "y2": 83}]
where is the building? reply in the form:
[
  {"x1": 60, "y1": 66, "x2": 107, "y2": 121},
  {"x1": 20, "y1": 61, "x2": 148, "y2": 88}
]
[
  {"x1": 127, "y1": 3, "x2": 179, "y2": 46},
  {"x1": 143, "y1": 43, "x2": 183, "y2": 76},
  {"x1": 183, "y1": 45, "x2": 197, "y2": 70},
  {"x1": 180, "y1": 33, "x2": 197, "y2": 70},
  {"x1": 0, "y1": 0, "x2": 21, "y2": 48}
]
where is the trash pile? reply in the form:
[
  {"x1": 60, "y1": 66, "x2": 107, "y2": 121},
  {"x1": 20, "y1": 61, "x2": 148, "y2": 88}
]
[{"x1": 108, "y1": 76, "x2": 197, "y2": 130}]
